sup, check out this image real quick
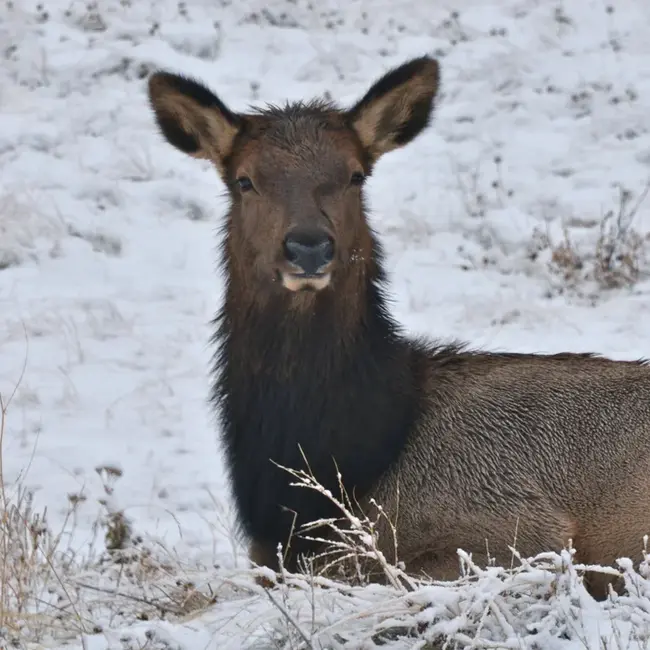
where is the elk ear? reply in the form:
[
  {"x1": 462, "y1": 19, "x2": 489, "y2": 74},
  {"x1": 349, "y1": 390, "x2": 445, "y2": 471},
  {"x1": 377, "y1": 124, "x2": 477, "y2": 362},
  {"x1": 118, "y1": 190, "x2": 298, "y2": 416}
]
[
  {"x1": 148, "y1": 71, "x2": 242, "y2": 175},
  {"x1": 347, "y1": 56, "x2": 440, "y2": 162}
]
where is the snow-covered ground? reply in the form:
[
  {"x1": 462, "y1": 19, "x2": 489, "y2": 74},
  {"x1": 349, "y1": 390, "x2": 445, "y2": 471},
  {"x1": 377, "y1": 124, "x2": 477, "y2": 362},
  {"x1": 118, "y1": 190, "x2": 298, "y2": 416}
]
[{"x1": 2, "y1": 0, "x2": 650, "y2": 647}]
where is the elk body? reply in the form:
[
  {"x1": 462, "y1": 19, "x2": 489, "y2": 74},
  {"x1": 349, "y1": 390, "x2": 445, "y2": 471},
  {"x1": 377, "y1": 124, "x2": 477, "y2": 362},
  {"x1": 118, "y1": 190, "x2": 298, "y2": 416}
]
[{"x1": 148, "y1": 57, "x2": 650, "y2": 599}]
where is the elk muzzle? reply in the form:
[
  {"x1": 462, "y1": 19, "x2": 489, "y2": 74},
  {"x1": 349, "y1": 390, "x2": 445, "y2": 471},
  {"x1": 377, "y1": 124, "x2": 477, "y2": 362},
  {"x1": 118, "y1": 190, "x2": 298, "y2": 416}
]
[{"x1": 281, "y1": 229, "x2": 334, "y2": 291}]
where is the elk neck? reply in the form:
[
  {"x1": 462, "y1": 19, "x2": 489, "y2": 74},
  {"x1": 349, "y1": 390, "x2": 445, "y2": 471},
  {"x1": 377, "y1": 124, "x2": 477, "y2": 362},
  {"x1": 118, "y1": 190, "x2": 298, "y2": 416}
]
[{"x1": 211, "y1": 232, "x2": 425, "y2": 550}]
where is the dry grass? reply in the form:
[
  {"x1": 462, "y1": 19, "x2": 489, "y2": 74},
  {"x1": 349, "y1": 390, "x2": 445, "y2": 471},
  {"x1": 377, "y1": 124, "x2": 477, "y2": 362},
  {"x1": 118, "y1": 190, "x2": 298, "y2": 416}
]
[
  {"x1": 0, "y1": 370, "x2": 97, "y2": 645},
  {"x1": 210, "y1": 464, "x2": 650, "y2": 649},
  {"x1": 593, "y1": 184, "x2": 650, "y2": 289},
  {"x1": 546, "y1": 181, "x2": 650, "y2": 298},
  {"x1": 451, "y1": 163, "x2": 650, "y2": 300},
  {"x1": 0, "y1": 376, "x2": 222, "y2": 647}
]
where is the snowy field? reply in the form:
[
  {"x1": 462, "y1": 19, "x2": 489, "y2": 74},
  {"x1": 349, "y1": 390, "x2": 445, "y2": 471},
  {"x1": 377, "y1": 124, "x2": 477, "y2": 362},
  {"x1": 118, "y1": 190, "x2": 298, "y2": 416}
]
[{"x1": 2, "y1": 0, "x2": 650, "y2": 647}]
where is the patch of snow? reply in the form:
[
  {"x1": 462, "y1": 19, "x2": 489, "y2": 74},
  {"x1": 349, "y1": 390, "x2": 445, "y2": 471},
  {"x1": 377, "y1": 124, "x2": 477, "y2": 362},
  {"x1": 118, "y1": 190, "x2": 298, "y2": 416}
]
[{"x1": 2, "y1": 0, "x2": 650, "y2": 647}]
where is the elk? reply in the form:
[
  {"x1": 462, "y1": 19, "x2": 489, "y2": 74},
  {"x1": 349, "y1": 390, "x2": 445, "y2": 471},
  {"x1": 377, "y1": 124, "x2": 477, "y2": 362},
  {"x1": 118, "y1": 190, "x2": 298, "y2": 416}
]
[{"x1": 148, "y1": 56, "x2": 650, "y2": 600}]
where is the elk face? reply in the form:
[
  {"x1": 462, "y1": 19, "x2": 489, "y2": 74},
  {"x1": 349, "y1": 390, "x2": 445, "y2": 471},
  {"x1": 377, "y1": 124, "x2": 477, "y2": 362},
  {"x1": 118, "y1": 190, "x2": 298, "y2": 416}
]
[{"x1": 148, "y1": 57, "x2": 440, "y2": 294}]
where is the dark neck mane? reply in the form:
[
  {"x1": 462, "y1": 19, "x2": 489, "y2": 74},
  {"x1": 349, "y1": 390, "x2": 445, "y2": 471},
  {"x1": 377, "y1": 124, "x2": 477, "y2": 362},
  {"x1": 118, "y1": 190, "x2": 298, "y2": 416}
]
[{"x1": 211, "y1": 239, "x2": 423, "y2": 566}]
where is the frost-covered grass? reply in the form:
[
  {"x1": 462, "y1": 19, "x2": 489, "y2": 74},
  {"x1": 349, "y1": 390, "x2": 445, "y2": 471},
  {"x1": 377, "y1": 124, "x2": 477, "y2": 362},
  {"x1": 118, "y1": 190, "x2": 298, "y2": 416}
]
[
  {"x1": 2, "y1": 413, "x2": 650, "y2": 649},
  {"x1": 2, "y1": 0, "x2": 650, "y2": 647}
]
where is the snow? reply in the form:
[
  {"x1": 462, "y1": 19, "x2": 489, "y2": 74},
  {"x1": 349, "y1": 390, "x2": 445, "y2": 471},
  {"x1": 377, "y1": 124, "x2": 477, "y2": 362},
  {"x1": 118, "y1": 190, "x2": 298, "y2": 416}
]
[{"x1": 2, "y1": 0, "x2": 650, "y2": 647}]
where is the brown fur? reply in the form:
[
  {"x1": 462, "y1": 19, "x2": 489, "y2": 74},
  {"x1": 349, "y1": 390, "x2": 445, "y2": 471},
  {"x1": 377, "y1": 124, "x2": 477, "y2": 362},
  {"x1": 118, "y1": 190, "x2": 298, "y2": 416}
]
[
  {"x1": 147, "y1": 57, "x2": 650, "y2": 601},
  {"x1": 370, "y1": 351, "x2": 650, "y2": 597}
]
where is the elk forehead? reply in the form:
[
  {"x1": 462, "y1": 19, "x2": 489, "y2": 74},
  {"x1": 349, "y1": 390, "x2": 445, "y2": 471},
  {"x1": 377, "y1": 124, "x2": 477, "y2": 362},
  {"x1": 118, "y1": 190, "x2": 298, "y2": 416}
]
[{"x1": 230, "y1": 109, "x2": 367, "y2": 186}]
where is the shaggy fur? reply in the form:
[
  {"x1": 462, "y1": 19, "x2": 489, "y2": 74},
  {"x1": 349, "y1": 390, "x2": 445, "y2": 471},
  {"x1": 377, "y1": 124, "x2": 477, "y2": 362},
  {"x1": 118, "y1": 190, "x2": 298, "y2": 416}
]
[{"x1": 147, "y1": 56, "x2": 650, "y2": 600}]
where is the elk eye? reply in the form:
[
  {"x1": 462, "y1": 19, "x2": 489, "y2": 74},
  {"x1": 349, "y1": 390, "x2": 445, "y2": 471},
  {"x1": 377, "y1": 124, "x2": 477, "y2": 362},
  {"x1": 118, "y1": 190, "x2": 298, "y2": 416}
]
[
  {"x1": 350, "y1": 171, "x2": 365, "y2": 186},
  {"x1": 236, "y1": 176, "x2": 253, "y2": 192}
]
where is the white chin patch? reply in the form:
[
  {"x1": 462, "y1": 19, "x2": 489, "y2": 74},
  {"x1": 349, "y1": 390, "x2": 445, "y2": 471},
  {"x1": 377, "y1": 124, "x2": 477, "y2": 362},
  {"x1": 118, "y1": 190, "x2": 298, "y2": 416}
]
[{"x1": 281, "y1": 273, "x2": 331, "y2": 292}]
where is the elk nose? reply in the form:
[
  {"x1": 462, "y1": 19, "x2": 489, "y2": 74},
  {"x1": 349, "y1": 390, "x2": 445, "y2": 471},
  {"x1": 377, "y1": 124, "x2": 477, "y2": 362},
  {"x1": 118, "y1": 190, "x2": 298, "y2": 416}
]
[{"x1": 283, "y1": 230, "x2": 335, "y2": 275}]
